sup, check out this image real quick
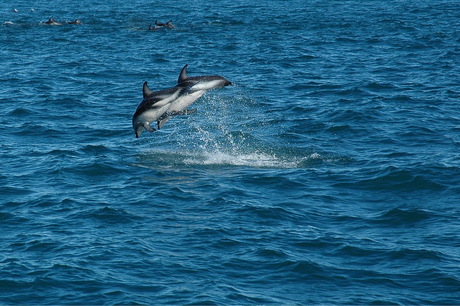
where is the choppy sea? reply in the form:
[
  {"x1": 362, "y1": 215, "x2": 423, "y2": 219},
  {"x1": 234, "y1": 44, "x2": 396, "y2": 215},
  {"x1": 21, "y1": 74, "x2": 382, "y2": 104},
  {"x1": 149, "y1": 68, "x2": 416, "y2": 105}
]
[{"x1": 1, "y1": 0, "x2": 460, "y2": 304}]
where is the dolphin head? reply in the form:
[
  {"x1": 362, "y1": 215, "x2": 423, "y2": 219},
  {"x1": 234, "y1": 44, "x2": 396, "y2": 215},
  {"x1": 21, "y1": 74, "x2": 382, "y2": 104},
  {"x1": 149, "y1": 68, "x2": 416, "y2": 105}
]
[
  {"x1": 133, "y1": 82, "x2": 153, "y2": 138},
  {"x1": 133, "y1": 117, "x2": 144, "y2": 138}
]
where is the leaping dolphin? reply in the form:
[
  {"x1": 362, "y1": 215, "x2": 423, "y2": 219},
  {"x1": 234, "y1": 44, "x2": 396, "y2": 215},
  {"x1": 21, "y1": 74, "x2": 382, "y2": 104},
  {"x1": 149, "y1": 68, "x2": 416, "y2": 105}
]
[
  {"x1": 132, "y1": 82, "x2": 187, "y2": 138},
  {"x1": 156, "y1": 64, "x2": 232, "y2": 129}
]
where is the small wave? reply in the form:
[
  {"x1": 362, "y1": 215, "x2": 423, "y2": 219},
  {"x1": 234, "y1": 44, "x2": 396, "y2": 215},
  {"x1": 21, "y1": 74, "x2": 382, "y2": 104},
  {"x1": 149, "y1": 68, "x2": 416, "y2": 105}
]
[
  {"x1": 334, "y1": 166, "x2": 447, "y2": 192},
  {"x1": 69, "y1": 206, "x2": 141, "y2": 224},
  {"x1": 368, "y1": 207, "x2": 452, "y2": 232},
  {"x1": 7, "y1": 107, "x2": 35, "y2": 116},
  {"x1": 375, "y1": 207, "x2": 433, "y2": 224}
]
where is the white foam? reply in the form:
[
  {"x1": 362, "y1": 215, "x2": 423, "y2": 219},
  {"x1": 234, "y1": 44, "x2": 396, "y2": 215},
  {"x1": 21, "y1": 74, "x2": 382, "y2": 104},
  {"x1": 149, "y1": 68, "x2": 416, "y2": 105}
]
[{"x1": 183, "y1": 150, "x2": 301, "y2": 168}]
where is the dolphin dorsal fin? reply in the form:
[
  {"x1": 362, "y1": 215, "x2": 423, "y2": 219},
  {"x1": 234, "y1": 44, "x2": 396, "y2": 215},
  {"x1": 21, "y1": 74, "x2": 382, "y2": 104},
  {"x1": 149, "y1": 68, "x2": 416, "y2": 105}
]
[
  {"x1": 178, "y1": 64, "x2": 189, "y2": 84},
  {"x1": 143, "y1": 81, "x2": 153, "y2": 98}
]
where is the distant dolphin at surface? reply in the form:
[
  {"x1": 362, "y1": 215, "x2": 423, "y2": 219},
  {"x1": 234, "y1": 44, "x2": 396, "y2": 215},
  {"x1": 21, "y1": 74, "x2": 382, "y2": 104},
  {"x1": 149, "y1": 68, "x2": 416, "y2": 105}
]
[
  {"x1": 156, "y1": 64, "x2": 232, "y2": 129},
  {"x1": 132, "y1": 82, "x2": 187, "y2": 138},
  {"x1": 155, "y1": 20, "x2": 174, "y2": 28},
  {"x1": 149, "y1": 20, "x2": 174, "y2": 31},
  {"x1": 67, "y1": 19, "x2": 82, "y2": 25},
  {"x1": 44, "y1": 17, "x2": 62, "y2": 25}
]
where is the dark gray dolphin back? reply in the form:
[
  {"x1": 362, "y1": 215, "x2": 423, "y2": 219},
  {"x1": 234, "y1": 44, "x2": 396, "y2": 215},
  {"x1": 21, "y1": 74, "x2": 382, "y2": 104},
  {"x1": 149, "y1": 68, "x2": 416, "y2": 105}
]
[{"x1": 177, "y1": 64, "x2": 232, "y2": 87}]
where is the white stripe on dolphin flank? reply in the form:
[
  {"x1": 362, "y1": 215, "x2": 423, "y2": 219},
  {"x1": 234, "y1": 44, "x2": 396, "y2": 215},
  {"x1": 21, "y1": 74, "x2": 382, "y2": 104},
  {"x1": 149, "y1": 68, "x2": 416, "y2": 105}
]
[
  {"x1": 132, "y1": 82, "x2": 187, "y2": 138},
  {"x1": 177, "y1": 64, "x2": 232, "y2": 90}
]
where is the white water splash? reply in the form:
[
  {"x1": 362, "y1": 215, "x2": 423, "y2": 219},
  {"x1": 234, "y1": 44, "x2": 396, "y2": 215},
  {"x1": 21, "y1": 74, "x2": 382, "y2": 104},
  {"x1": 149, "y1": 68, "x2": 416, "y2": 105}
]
[
  {"x1": 139, "y1": 94, "x2": 337, "y2": 169},
  {"x1": 183, "y1": 150, "x2": 303, "y2": 168}
]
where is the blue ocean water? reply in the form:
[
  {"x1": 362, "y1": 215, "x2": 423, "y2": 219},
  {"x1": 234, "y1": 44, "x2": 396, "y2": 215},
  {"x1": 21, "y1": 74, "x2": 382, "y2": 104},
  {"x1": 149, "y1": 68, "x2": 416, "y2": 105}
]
[{"x1": 1, "y1": 0, "x2": 460, "y2": 304}]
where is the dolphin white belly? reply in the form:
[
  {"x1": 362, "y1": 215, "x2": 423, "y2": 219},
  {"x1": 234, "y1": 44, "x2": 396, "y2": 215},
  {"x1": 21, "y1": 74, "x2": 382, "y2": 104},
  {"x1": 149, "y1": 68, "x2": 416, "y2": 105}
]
[
  {"x1": 167, "y1": 90, "x2": 205, "y2": 114},
  {"x1": 137, "y1": 103, "x2": 171, "y2": 124}
]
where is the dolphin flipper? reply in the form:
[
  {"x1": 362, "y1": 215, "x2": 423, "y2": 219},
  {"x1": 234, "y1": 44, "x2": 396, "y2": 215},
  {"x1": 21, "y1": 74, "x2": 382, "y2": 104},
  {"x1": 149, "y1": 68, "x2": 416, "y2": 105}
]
[
  {"x1": 144, "y1": 123, "x2": 156, "y2": 133},
  {"x1": 157, "y1": 116, "x2": 170, "y2": 130}
]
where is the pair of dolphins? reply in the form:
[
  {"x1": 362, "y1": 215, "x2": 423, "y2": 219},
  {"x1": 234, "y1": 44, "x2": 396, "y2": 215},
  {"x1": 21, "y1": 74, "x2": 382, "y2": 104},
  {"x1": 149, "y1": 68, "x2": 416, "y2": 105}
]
[
  {"x1": 132, "y1": 64, "x2": 232, "y2": 138},
  {"x1": 43, "y1": 17, "x2": 81, "y2": 25}
]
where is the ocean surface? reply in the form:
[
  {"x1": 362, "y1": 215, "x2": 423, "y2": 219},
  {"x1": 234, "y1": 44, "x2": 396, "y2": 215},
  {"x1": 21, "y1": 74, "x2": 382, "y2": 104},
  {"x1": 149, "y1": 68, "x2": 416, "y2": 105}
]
[{"x1": 1, "y1": 0, "x2": 460, "y2": 304}]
